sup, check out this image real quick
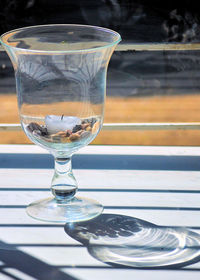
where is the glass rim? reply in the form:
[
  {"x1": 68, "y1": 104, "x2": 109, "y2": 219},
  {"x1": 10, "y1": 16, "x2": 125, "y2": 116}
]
[{"x1": 0, "y1": 23, "x2": 121, "y2": 54}]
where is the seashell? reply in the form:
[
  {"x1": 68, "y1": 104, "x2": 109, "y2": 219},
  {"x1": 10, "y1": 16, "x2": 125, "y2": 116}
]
[
  {"x1": 86, "y1": 126, "x2": 92, "y2": 132},
  {"x1": 69, "y1": 133, "x2": 80, "y2": 141},
  {"x1": 92, "y1": 121, "x2": 100, "y2": 134},
  {"x1": 81, "y1": 123, "x2": 90, "y2": 130},
  {"x1": 56, "y1": 131, "x2": 67, "y2": 137}
]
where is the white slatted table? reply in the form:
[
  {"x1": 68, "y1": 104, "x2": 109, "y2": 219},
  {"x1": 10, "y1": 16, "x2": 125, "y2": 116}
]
[{"x1": 0, "y1": 144, "x2": 200, "y2": 280}]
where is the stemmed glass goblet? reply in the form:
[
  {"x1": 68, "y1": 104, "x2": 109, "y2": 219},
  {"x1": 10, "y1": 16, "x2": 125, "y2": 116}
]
[{"x1": 0, "y1": 24, "x2": 121, "y2": 222}]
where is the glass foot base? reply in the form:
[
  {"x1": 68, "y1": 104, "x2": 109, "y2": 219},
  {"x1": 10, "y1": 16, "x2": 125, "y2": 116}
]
[{"x1": 26, "y1": 196, "x2": 103, "y2": 223}]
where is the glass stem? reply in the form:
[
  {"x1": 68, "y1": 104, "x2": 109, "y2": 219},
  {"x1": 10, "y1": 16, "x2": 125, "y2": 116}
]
[{"x1": 51, "y1": 157, "x2": 78, "y2": 202}]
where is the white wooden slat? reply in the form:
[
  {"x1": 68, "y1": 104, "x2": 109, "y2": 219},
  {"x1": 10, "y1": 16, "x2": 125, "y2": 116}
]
[
  {"x1": 62, "y1": 268, "x2": 200, "y2": 280},
  {"x1": 0, "y1": 209, "x2": 55, "y2": 225},
  {"x1": 1, "y1": 190, "x2": 200, "y2": 209},
  {"x1": 3, "y1": 269, "x2": 38, "y2": 280},
  {"x1": 0, "y1": 169, "x2": 200, "y2": 191},
  {"x1": 19, "y1": 245, "x2": 200, "y2": 270},
  {"x1": 102, "y1": 123, "x2": 200, "y2": 131},
  {"x1": 1, "y1": 144, "x2": 200, "y2": 156},
  {"x1": 19, "y1": 246, "x2": 104, "y2": 267},
  {"x1": 1, "y1": 42, "x2": 200, "y2": 52},
  {"x1": 1, "y1": 122, "x2": 200, "y2": 132},
  {"x1": 0, "y1": 227, "x2": 77, "y2": 245},
  {"x1": 0, "y1": 208, "x2": 199, "y2": 228},
  {"x1": 116, "y1": 42, "x2": 200, "y2": 51},
  {"x1": 103, "y1": 209, "x2": 200, "y2": 228}
]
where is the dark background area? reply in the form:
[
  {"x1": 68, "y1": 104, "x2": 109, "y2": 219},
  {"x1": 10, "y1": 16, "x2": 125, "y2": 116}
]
[
  {"x1": 1, "y1": 0, "x2": 200, "y2": 96},
  {"x1": 1, "y1": 0, "x2": 200, "y2": 42}
]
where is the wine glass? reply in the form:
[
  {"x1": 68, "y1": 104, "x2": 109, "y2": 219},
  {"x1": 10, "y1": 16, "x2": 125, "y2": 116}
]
[{"x1": 0, "y1": 24, "x2": 121, "y2": 222}]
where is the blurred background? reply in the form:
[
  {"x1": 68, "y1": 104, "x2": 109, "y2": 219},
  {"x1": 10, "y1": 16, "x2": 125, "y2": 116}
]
[{"x1": 1, "y1": 0, "x2": 200, "y2": 145}]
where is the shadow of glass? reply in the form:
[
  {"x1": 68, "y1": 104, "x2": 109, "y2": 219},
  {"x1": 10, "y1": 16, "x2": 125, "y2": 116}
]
[{"x1": 65, "y1": 213, "x2": 200, "y2": 269}]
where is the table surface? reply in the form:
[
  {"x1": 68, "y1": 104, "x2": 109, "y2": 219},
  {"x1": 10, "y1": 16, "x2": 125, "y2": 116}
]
[{"x1": 0, "y1": 144, "x2": 200, "y2": 280}]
